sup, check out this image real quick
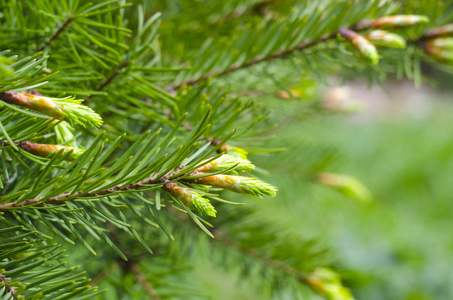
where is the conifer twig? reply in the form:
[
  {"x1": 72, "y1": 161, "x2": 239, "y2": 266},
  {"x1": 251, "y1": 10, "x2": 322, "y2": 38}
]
[
  {"x1": 95, "y1": 61, "x2": 130, "y2": 93},
  {"x1": 170, "y1": 32, "x2": 335, "y2": 90},
  {"x1": 38, "y1": 15, "x2": 74, "y2": 51}
]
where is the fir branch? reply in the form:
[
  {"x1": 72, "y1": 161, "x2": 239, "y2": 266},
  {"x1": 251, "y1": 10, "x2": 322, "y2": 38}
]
[
  {"x1": 0, "y1": 173, "x2": 161, "y2": 210},
  {"x1": 170, "y1": 15, "x2": 430, "y2": 89},
  {"x1": 84, "y1": 60, "x2": 129, "y2": 102}
]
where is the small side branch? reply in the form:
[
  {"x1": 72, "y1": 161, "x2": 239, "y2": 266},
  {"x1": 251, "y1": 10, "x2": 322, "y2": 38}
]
[
  {"x1": 170, "y1": 33, "x2": 334, "y2": 90},
  {"x1": 38, "y1": 15, "x2": 74, "y2": 51},
  {"x1": 96, "y1": 60, "x2": 130, "y2": 93},
  {"x1": 85, "y1": 60, "x2": 130, "y2": 102}
]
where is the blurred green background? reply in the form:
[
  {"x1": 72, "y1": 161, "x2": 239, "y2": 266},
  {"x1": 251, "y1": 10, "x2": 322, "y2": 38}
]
[{"x1": 248, "y1": 90, "x2": 453, "y2": 300}]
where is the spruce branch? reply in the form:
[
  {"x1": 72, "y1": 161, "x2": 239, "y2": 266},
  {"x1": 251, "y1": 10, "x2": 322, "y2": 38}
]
[
  {"x1": 0, "y1": 158, "x2": 274, "y2": 212},
  {"x1": 170, "y1": 14, "x2": 431, "y2": 89}
]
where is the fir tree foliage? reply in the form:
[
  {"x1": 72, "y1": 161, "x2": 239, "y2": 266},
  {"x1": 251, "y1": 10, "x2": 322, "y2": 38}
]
[{"x1": 0, "y1": 0, "x2": 452, "y2": 298}]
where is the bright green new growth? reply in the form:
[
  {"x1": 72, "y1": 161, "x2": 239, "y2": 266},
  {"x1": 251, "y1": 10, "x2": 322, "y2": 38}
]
[
  {"x1": 199, "y1": 154, "x2": 255, "y2": 173},
  {"x1": 191, "y1": 194, "x2": 217, "y2": 217},
  {"x1": 49, "y1": 97, "x2": 103, "y2": 128},
  {"x1": 235, "y1": 176, "x2": 278, "y2": 197},
  {"x1": 53, "y1": 121, "x2": 78, "y2": 147},
  {"x1": 165, "y1": 183, "x2": 217, "y2": 217},
  {"x1": 226, "y1": 146, "x2": 249, "y2": 160}
]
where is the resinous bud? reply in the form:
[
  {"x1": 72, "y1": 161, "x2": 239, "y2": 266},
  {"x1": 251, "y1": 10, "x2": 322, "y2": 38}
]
[
  {"x1": 369, "y1": 15, "x2": 429, "y2": 29},
  {"x1": 364, "y1": 30, "x2": 406, "y2": 48},
  {"x1": 164, "y1": 182, "x2": 216, "y2": 217},
  {"x1": 339, "y1": 29, "x2": 379, "y2": 64},
  {"x1": 423, "y1": 45, "x2": 453, "y2": 64},
  {"x1": 18, "y1": 141, "x2": 83, "y2": 161},
  {"x1": 191, "y1": 174, "x2": 277, "y2": 197}
]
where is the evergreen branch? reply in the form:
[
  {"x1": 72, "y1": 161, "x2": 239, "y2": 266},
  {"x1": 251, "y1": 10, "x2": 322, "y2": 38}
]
[
  {"x1": 85, "y1": 60, "x2": 129, "y2": 102},
  {"x1": 37, "y1": 15, "x2": 74, "y2": 51},
  {"x1": 0, "y1": 160, "x2": 272, "y2": 211},
  {"x1": 0, "y1": 173, "x2": 161, "y2": 210},
  {"x1": 91, "y1": 262, "x2": 119, "y2": 286},
  {"x1": 170, "y1": 15, "x2": 430, "y2": 89}
]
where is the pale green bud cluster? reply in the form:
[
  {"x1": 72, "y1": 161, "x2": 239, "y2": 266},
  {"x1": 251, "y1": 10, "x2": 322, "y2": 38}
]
[
  {"x1": 339, "y1": 15, "x2": 429, "y2": 64},
  {"x1": 197, "y1": 154, "x2": 254, "y2": 173},
  {"x1": 234, "y1": 176, "x2": 277, "y2": 197},
  {"x1": 306, "y1": 268, "x2": 354, "y2": 300},
  {"x1": 339, "y1": 29, "x2": 379, "y2": 64},
  {"x1": 317, "y1": 173, "x2": 372, "y2": 203},
  {"x1": 426, "y1": 37, "x2": 453, "y2": 49},
  {"x1": 53, "y1": 121, "x2": 78, "y2": 147},
  {"x1": 227, "y1": 146, "x2": 248, "y2": 160},
  {"x1": 51, "y1": 96, "x2": 103, "y2": 128}
]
